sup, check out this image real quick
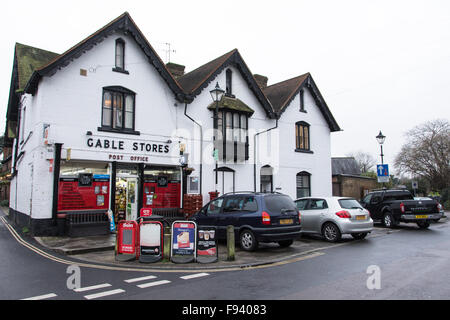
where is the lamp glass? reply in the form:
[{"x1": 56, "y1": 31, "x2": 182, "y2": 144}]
[
  {"x1": 376, "y1": 131, "x2": 386, "y2": 145},
  {"x1": 210, "y1": 82, "x2": 225, "y2": 102}
]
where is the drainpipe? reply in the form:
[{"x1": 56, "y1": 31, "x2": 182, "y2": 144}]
[
  {"x1": 183, "y1": 102, "x2": 203, "y2": 195},
  {"x1": 52, "y1": 143, "x2": 63, "y2": 226},
  {"x1": 253, "y1": 116, "x2": 279, "y2": 192}
]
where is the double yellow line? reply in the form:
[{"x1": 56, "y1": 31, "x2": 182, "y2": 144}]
[
  {"x1": 0, "y1": 216, "x2": 325, "y2": 273},
  {"x1": 0, "y1": 216, "x2": 148, "y2": 272}
]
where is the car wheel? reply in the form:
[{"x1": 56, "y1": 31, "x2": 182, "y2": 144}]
[
  {"x1": 322, "y1": 223, "x2": 342, "y2": 242},
  {"x1": 383, "y1": 212, "x2": 397, "y2": 228},
  {"x1": 417, "y1": 221, "x2": 430, "y2": 229},
  {"x1": 278, "y1": 240, "x2": 294, "y2": 248},
  {"x1": 351, "y1": 233, "x2": 368, "y2": 240},
  {"x1": 240, "y1": 229, "x2": 258, "y2": 251}
]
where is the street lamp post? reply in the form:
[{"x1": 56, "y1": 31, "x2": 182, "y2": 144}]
[
  {"x1": 210, "y1": 82, "x2": 225, "y2": 193},
  {"x1": 376, "y1": 130, "x2": 386, "y2": 165},
  {"x1": 376, "y1": 130, "x2": 387, "y2": 188}
]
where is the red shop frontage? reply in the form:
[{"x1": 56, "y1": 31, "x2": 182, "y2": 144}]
[{"x1": 57, "y1": 160, "x2": 185, "y2": 236}]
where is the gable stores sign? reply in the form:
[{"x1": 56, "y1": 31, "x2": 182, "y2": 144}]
[{"x1": 86, "y1": 137, "x2": 171, "y2": 162}]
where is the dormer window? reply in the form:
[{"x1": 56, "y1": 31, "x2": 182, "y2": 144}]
[{"x1": 113, "y1": 39, "x2": 129, "y2": 74}]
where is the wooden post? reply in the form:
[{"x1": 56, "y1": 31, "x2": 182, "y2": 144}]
[
  {"x1": 163, "y1": 226, "x2": 171, "y2": 262},
  {"x1": 227, "y1": 225, "x2": 235, "y2": 261}
]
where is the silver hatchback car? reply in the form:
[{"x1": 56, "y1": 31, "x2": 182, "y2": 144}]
[{"x1": 295, "y1": 197, "x2": 374, "y2": 242}]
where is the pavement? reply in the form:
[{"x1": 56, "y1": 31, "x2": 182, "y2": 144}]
[
  {"x1": 4, "y1": 206, "x2": 447, "y2": 271},
  {"x1": 32, "y1": 222, "x2": 407, "y2": 271}
]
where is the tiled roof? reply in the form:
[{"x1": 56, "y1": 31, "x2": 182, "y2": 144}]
[
  {"x1": 207, "y1": 95, "x2": 255, "y2": 115},
  {"x1": 178, "y1": 49, "x2": 237, "y2": 94},
  {"x1": 332, "y1": 157, "x2": 361, "y2": 175},
  {"x1": 14, "y1": 43, "x2": 59, "y2": 91},
  {"x1": 263, "y1": 73, "x2": 309, "y2": 113},
  {"x1": 178, "y1": 49, "x2": 276, "y2": 118}
]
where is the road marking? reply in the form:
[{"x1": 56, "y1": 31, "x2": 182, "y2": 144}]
[
  {"x1": 124, "y1": 275, "x2": 157, "y2": 283},
  {"x1": 22, "y1": 293, "x2": 57, "y2": 300},
  {"x1": 84, "y1": 289, "x2": 125, "y2": 300},
  {"x1": 137, "y1": 280, "x2": 171, "y2": 288},
  {"x1": 0, "y1": 215, "x2": 363, "y2": 273},
  {"x1": 73, "y1": 283, "x2": 112, "y2": 292},
  {"x1": 180, "y1": 273, "x2": 210, "y2": 280}
]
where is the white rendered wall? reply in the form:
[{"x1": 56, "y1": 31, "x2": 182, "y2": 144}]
[
  {"x1": 11, "y1": 31, "x2": 181, "y2": 219},
  {"x1": 275, "y1": 86, "x2": 333, "y2": 199}
]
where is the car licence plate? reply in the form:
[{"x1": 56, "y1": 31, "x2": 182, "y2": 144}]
[
  {"x1": 415, "y1": 215, "x2": 428, "y2": 219},
  {"x1": 356, "y1": 215, "x2": 366, "y2": 220},
  {"x1": 280, "y1": 219, "x2": 293, "y2": 225}
]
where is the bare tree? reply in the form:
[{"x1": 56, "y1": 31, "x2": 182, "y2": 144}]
[
  {"x1": 346, "y1": 151, "x2": 376, "y2": 173},
  {"x1": 394, "y1": 119, "x2": 450, "y2": 191}
]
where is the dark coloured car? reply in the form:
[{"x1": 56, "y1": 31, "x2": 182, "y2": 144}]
[
  {"x1": 360, "y1": 189, "x2": 442, "y2": 229},
  {"x1": 191, "y1": 192, "x2": 302, "y2": 251}
]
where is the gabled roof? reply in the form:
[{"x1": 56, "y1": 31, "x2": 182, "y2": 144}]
[
  {"x1": 6, "y1": 43, "x2": 59, "y2": 120},
  {"x1": 5, "y1": 43, "x2": 60, "y2": 144},
  {"x1": 263, "y1": 73, "x2": 309, "y2": 113},
  {"x1": 177, "y1": 49, "x2": 276, "y2": 118},
  {"x1": 14, "y1": 43, "x2": 60, "y2": 92},
  {"x1": 263, "y1": 73, "x2": 341, "y2": 132},
  {"x1": 24, "y1": 12, "x2": 185, "y2": 101}
]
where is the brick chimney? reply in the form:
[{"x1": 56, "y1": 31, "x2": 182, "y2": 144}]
[
  {"x1": 254, "y1": 74, "x2": 268, "y2": 89},
  {"x1": 166, "y1": 62, "x2": 185, "y2": 78}
]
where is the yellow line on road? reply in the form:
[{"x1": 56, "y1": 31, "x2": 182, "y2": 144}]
[{"x1": 0, "y1": 216, "x2": 325, "y2": 273}]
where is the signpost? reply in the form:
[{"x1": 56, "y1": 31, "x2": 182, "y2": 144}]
[
  {"x1": 116, "y1": 220, "x2": 139, "y2": 262},
  {"x1": 197, "y1": 226, "x2": 218, "y2": 264},
  {"x1": 412, "y1": 181, "x2": 418, "y2": 196},
  {"x1": 171, "y1": 221, "x2": 197, "y2": 264},
  {"x1": 376, "y1": 164, "x2": 390, "y2": 183}
]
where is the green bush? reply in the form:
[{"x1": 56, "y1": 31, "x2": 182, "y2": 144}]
[
  {"x1": 0, "y1": 199, "x2": 9, "y2": 207},
  {"x1": 441, "y1": 188, "x2": 450, "y2": 204}
]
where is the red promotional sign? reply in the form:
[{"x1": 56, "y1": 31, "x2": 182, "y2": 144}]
[
  {"x1": 140, "y1": 208, "x2": 153, "y2": 217},
  {"x1": 116, "y1": 220, "x2": 139, "y2": 261}
]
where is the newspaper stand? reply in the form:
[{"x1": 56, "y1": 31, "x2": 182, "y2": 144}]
[
  {"x1": 138, "y1": 213, "x2": 164, "y2": 263},
  {"x1": 116, "y1": 220, "x2": 139, "y2": 262},
  {"x1": 171, "y1": 221, "x2": 197, "y2": 264},
  {"x1": 196, "y1": 226, "x2": 218, "y2": 264}
]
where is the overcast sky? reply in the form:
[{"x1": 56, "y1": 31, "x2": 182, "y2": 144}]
[{"x1": 2, "y1": 0, "x2": 449, "y2": 173}]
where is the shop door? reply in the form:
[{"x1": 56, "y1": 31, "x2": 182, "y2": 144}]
[
  {"x1": 126, "y1": 178, "x2": 138, "y2": 221},
  {"x1": 116, "y1": 175, "x2": 139, "y2": 222}
]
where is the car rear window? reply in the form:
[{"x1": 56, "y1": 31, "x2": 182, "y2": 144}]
[
  {"x1": 338, "y1": 198, "x2": 363, "y2": 209},
  {"x1": 264, "y1": 194, "x2": 297, "y2": 213}
]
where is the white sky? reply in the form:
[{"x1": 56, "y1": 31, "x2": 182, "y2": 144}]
[{"x1": 1, "y1": 0, "x2": 450, "y2": 173}]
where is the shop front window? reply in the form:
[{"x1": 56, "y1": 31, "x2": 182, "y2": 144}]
[{"x1": 143, "y1": 166, "x2": 181, "y2": 209}]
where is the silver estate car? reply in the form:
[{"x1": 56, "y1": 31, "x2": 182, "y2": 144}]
[{"x1": 295, "y1": 197, "x2": 374, "y2": 242}]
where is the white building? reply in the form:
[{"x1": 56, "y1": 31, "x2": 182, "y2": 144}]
[{"x1": 5, "y1": 12, "x2": 340, "y2": 236}]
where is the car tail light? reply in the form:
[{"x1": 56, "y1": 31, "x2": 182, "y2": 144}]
[
  {"x1": 400, "y1": 202, "x2": 405, "y2": 214},
  {"x1": 262, "y1": 211, "x2": 271, "y2": 225},
  {"x1": 335, "y1": 210, "x2": 351, "y2": 218},
  {"x1": 298, "y1": 211, "x2": 302, "y2": 224}
]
